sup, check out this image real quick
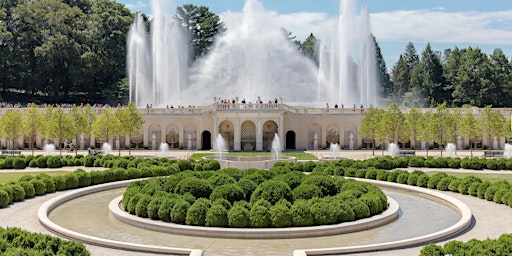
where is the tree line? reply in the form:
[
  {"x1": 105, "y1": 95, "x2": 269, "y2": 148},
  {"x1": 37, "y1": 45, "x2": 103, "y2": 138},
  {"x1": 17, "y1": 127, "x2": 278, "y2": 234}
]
[
  {"x1": 359, "y1": 103, "x2": 510, "y2": 156},
  {"x1": 0, "y1": 102, "x2": 144, "y2": 154},
  {"x1": 1, "y1": 1, "x2": 510, "y2": 107}
]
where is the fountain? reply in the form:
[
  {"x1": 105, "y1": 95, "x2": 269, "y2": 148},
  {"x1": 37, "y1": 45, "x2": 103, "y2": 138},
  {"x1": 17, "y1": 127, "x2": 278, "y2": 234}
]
[
  {"x1": 504, "y1": 143, "x2": 512, "y2": 158},
  {"x1": 101, "y1": 142, "x2": 112, "y2": 155},
  {"x1": 330, "y1": 143, "x2": 340, "y2": 158},
  {"x1": 445, "y1": 143, "x2": 456, "y2": 157},
  {"x1": 44, "y1": 144, "x2": 55, "y2": 155},
  {"x1": 388, "y1": 143, "x2": 399, "y2": 157},
  {"x1": 214, "y1": 134, "x2": 227, "y2": 160},
  {"x1": 159, "y1": 142, "x2": 169, "y2": 157},
  {"x1": 271, "y1": 133, "x2": 281, "y2": 160},
  {"x1": 127, "y1": 0, "x2": 380, "y2": 107}
]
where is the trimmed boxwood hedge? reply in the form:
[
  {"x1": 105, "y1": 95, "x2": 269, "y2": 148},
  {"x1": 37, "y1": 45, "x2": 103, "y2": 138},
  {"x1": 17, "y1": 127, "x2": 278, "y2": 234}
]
[{"x1": 123, "y1": 169, "x2": 387, "y2": 228}]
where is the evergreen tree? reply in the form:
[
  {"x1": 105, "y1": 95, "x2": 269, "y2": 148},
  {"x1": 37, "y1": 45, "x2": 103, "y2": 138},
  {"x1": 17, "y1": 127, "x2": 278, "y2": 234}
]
[
  {"x1": 299, "y1": 33, "x2": 319, "y2": 66},
  {"x1": 451, "y1": 47, "x2": 491, "y2": 106},
  {"x1": 410, "y1": 43, "x2": 445, "y2": 107},
  {"x1": 372, "y1": 35, "x2": 392, "y2": 99}
]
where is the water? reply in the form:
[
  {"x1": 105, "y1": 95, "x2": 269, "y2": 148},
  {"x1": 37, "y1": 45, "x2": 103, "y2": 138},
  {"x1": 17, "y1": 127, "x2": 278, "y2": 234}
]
[
  {"x1": 271, "y1": 133, "x2": 281, "y2": 160},
  {"x1": 388, "y1": 143, "x2": 398, "y2": 157},
  {"x1": 215, "y1": 134, "x2": 227, "y2": 160},
  {"x1": 48, "y1": 188, "x2": 460, "y2": 256},
  {"x1": 160, "y1": 142, "x2": 169, "y2": 157},
  {"x1": 44, "y1": 144, "x2": 55, "y2": 155},
  {"x1": 317, "y1": 0, "x2": 378, "y2": 107},
  {"x1": 101, "y1": 142, "x2": 112, "y2": 155},
  {"x1": 330, "y1": 143, "x2": 341, "y2": 158},
  {"x1": 127, "y1": 0, "x2": 379, "y2": 107},
  {"x1": 445, "y1": 143, "x2": 456, "y2": 157},
  {"x1": 127, "y1": 0, "x2": 188, "y2": 107},
  {"x1": 505, "y1": 143, "x2": 512, "y2": 158}
]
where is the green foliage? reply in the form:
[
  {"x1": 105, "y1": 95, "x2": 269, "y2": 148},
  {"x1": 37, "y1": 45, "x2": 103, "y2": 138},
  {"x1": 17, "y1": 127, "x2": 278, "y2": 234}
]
[
  {"x1": 205, "y1": 204, "x2": 228, "y2": 227},
  {"x1": 170, "y1": 199, "x2": 190, "y2": 224},
  {"x1": 419, "y1": 244, "x2": 444, "y2": 256},
  {"x1": 270, "y1": 204, "x2": 293, "y2": 227},
  {"x1": 19, "y1": 181, "x2": 35, "y2": 199},
  {"x1": 249, "y1": 205, "x2": 272, "y2": 228},
  {"x1": 174, "y1": 177, "x2": 212, "y2": 199},
  {"x1": 292, "y1": 184, "x2": 323, "y2": 200},
  {"x1": 209, "y1": 184, "x2": 244, "y2": 203},
  {"x1": 302, "y1": 174, "x2": 337, "y2": 196},
  {"x1": 186, "y1": 198, "x2": 211, "y2": 226},
  {"x1": 310, "y1": 199, "x2": 337, "y2": 225},
  {"x1": 29, "y1": 179, "x2": 46, "y2": 196},
  {"x1": 135, "y1": 195, "x2": 152, "y2": 218},
  {"x1": 289, "y1": 200, "x2": 315, "y2": 227},
  {"x1": 228, "y1": 205, "x2": 250, "y2": 228},
  {"x1": 0, "y1": 189, "x2": 9, "y2": 208},
  {"x1": 250, "y1": 180, "x2": 293, "y2": 205},
  {"x1": 12, "y1": 158, "x2": 26, "y2": 169}
]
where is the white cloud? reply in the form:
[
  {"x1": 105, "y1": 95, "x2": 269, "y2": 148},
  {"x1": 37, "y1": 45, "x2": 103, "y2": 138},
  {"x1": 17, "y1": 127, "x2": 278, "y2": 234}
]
[
  {"x1": 125, "y1": 1, "x2": 148, "y2": 11},
  {"x1": 371, "y1": 9, "x2": 512, "y2": 45}
]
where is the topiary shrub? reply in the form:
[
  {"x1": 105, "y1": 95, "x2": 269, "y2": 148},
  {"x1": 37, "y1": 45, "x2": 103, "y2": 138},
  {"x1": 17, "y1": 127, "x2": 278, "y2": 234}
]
[
  {"x1": 74, "y1": 170, "x2": 91, "y2": 187},
  {"x1": 174, "y1": 177, "x2": 212, "y2": 199},
  {"x1": 12, "y1": 158, "x2": 26, "y2": 169},
  {"x1": 364, "y1": 168, "x2": 378, "y2": 180},
  {"x1": 407, "y1": 170, "x2": 425, "y2": 186},
  {"x1": 236, "y1": 178, "x2": 257, "y2": 201},
  {"x1": 493, "y1": 188, "x2": 510, "y2": 204},
  {"x1": 170, "y1": 199, "x2": 190, "y2": 224},
  {"x1": 9, "y1": 184, "x2": 26, "y2": 202},
  {"x1": 250, "y1": 205, "x2": 271, "y2": 227},
  {"x1": 458, "y1": 176, "x2": 482, "y2": 195},
  {"x1": 207, "y1": 173, "x2": 237, "y2": 188},
  {"x1": 416, "y1": 174, "x2": 429, "y2": 187},
  {"x1": 274, "y1": 172, "x2": 305, "y2": 189},
  {"x1": 336, "y1": 201, "x2": 356, "y2": 222},
  {"x1": 209, "y1": 184, "x2": 244, "y2": 203},
  {"x1": 359, "y1": 193, "x2": 383, "y2": 215},
  {"x1": 228, "y1": 205, "x2": 250, "y2": 228},
  {"x1": 64, "y1": 174, "x2": 79, "y2": 189},
  {"x1": 250, "y1": 180, "x2": 293, "y2": 205},
  {"x1": 448, "y1": 179, "x2": 462, "y2": 192},
  {"x1": 347, "y1": 199, "x2": 370, "y2": 220},
  {"x1": 419, "y1": 244, "x2": 444, "y2": 256},
  {"x1": 126, "y1": 193, "x2": 142, "y2": 214},
  {"x1": 157, "y1": 197, "x2": 177, "y2": 222},
  {"x1": 19, "y1": 181, "x2": 35, "y2": 199},
  {"x1": 387, "y1": 170, "x2": 406, "y2": 183},
  {"x1": 36, "y1": 157, "x2": 48, "y2": 168},
  {"x1": 269, "y1": 203, "x2": 292, "y2": 227},
  {"x1": 46, "y1": 156, "x2": 63, "y2": 168},
  {"x1": 408, "y1": 157, "x2": 425, "y2": 167},
  {"x1": 89, "y1": 171, "x2": 105, "y2": 185},
  {"x1": 485, "y1": 182, "x2": 510, "y2": 201},
  {"x1": 205, "y1": 204, "x2": 229, "y2": 227},
  {"x1": 396, "y1": 172, "x2": 409, "y2": 184},
  {"x1": 292, "y1": 184, "x2": 323, "y2": 200},
  {"x1": 82, "y1": 156, "x2": 95, "y2": 167},
  {"x1": 289, "y1": 199, "x2": 314, "y2": 227},
  {"x1": 437, "y1": 176, "x2": 455, "y2": 191},
  {"x1": 427, "y1": 172, "x2": 448, "y2": 189},
  {"x1": 135, "y1": 195, "x2": 152, "y2": 218},
  {"x1": 147, "y1": 197, "x2": 163, "y2": 220},
  {"x1": 460, "y1": 157, "x2": 483, "y2": 170},
  {"x1": 29, "y1": 179, "x2": 46, "y2": 196},
  {"x1": 0, "y1": 189, "x2": 9, "y2": 208},
  {"x1": 310, "y1": 199, "x2": 337, "y2": 225},
  {"x1": 186, "y1": 198, "x2": 211, "y2": 226},
  {"x1": 302, "y1": 174, "x2": 337, "y2": 196},
  {"x1": 477, "y1": 181, "x2": 491, "y2": 199}
]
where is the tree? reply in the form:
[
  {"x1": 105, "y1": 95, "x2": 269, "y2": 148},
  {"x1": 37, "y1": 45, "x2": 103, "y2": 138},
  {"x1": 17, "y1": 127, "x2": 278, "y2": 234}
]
[
  {"x1": 22, "y1": 104, "x2": 40, "y2": 154},
  {"x1": 359, "y1": 107, "x2": 384, "y2": 155},
  {"x1": 91, "y1": 108, "x2": 121, "y2": 149},
  {"x1": 390, "y1": 55, "x2": 409, "y2": 103},
  {"x1": 451, "y1": 47, "x2": 491, "y2": 106},
  {"x1": 117, "y1": 102, "x2": 144, "y2": 155},
  {"x1": 0, "y1": 110, "x2": 23, "y2": 149},
  {"x1": 70, "y1": 105, "x2": 89, "y2": 153},
  {"x1": 426, "y1": 103, "x2": 458, "y2": 156},
  {"x1": 299, "y1": 33, "x2": 319, "y2": 65},
  {"x1": 175, "y1": 4, "x2": 225, "y2": 62},
  {"x1": 48, "y1": 107, "x2": 76, "y2": 155},
  {"x1": 381, "y1": 103, "x2": 406, "y2": 146},
  {"x1": 459, "y1": 111, "x2": 479, "y2": 157},
  {"x1": 443, "y1": 47, "x2": 463, "y2": 105},
  {"x1": 372, "y1": 35, "x2": 392, "y2": 99},
  {"x1": 410, "y1": 43, "x2": 445, "y2": 106},
  {"x1": 405, "y1": 108, "x2": 423, "y2": 150},
  {"x1": 479, "y1": 106, "x2": 506, "y2": 149},
  {"x1": 38, "y1": 105, "x2": 55, "y2": 144},
  {"x1": 487, "y1": 49, "x2": 512, "y2": 107}
]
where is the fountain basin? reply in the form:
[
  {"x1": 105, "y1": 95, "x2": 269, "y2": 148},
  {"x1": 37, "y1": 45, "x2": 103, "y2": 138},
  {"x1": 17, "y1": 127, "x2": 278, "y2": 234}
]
[
  {"x1": 203, "y1": 155, "x2": 296, "y2": 170},
  {"x1": 319, "y1": 156, "x2": 345, "y2": 162}
]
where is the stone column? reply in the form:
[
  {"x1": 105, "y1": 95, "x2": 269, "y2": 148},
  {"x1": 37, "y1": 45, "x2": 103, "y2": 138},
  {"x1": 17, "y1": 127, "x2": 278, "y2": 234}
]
[
  {"x1": 234, "y1": 118, "x2": 241, "y2": 151},
  {"x1": 256, "y1": 119, "x2": 263, "y2": 151},
  {"x1": 151, "y1": 132, "x2": 157, "y2": 150},
  {"x1": 278, "y1": 117, "x2": 284, "y2": 150},
  {"x1": 143, "y1": 126, "x2": 149, "y2": 148}
]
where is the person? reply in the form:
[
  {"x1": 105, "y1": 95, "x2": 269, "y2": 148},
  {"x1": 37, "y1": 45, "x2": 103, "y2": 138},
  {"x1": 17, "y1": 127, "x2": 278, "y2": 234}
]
[
  {"x1": 325, "y1": 103, "x2": 330, "y2": 112},
  {"x1": 334, "y1": 104, "x2": 338, "y2": 108},
  {"x1": 241, "y1": 98, "x2": 246, "y2": 104}
]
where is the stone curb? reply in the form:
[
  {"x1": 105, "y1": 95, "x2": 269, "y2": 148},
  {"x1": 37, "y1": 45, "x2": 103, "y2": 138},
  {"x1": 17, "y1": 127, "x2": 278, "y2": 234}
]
[
  {"x1": 109, "y1": 195, "x2": 399, "y2": 239},
  {"x1": 293, "y1": 178, "x2": 473, "y2": 255},
  {"x1": 37, "y1": 180, "x2": 203, "y2": 256}
]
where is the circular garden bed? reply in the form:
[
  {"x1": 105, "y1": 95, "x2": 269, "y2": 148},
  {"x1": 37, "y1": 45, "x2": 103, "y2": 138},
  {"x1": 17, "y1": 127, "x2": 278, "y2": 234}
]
[{"x1": 122, "y1": 168, "x2": 388, "y2": 228}]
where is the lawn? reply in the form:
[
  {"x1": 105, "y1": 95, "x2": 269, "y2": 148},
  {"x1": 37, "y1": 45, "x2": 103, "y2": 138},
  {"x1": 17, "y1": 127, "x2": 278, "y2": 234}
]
[
  {"x1": 427, "y1": 171, "x2": 512, "y2": 184},
  {"x1": 189, "y1": 152, "x2": 317, "y2": 161},
  {"x1": 0, "y1": 171, "x2": 71, "y2": 184}
]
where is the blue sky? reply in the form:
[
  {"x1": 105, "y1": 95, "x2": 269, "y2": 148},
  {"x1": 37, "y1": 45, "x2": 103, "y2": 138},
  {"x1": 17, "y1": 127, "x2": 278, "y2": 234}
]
[{"x1": 118, "y1": 0, "x2": 512, "y2": 67}]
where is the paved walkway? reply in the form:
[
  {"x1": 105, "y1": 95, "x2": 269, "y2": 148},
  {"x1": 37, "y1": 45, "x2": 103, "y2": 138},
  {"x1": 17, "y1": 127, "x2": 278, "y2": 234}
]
[{"x1": 1, "y1": 150, "x2": 512, "y2": 255}]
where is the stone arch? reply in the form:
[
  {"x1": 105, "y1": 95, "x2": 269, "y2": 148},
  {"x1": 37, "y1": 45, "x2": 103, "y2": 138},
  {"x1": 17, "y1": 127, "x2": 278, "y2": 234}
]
[
  {"x1": 309, "y1": 124, "x2": 322, "y2": 149},
  {"x1": 219, "y1": 120, "x2": 234, "y2": 150},
  {"x1": 286, "y1": 130, "x2": 296, "y2": 149},
  {"x1": 148, "y1": 124, "x2": 161, "y2": 150},
  {"x1": 326, "y1": 125, "x2": 340, "y2": 148},
  {"x1": 241, "y1": 120, "x2": 256, "y2": 151},
  {"x1": 201, "y1": 131, "x2": 212, "y2": 150},
  {"x1": 262, "y1": 120, "x2": 278, "y2": 151},
  {"x1": 165, "y1": 125, "x2": 179, "y2": 149},
  {"x1": 184, "y1": 124, "x2": 197, "y2": 149}
]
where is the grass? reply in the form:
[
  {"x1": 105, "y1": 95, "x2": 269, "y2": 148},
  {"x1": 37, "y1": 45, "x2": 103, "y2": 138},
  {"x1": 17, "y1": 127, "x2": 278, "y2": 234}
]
[
  {"x1": 0, "y1": 171, "x2": 71, "y2": 185},
  {"x1": 189, "y1": 152, "x2": 317, "y2": 161},
  {"x1": 427, "y1": 171, "x2": 512, "y2": 184}
]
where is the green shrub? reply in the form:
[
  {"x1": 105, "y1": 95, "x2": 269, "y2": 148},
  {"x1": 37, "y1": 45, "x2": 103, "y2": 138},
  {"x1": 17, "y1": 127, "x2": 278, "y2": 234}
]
[
  {"x1": 344, "y1": 167, "x2": 357, "y2": 177},
  {"x1": 289, "y1": 200, "x2": 315, "y2": 227},
  {"x1": 336, "y1": 201, "x2": 356, "y2": 222},
  {"x1": 310, "y1": 200, "x2": 337, "y2": 225},
  {"x1": 303, "y1": 161, "x2": 317, "y2": 172},
  {"x1": 19, "y1": 181, "x2": 35, "y2": 198},
  {"x1": 477, "y1": 181, "x2": 491, "y2": 199},
  {"x1": 387, "y1": 170, "x2": 406, "y2": 183},
  {"x1": 250, "y1": 180, "x2": 293, "y2": 205},
  {"x1": 89, "y1": 171, "x2": 105, "y2": 185},
  {"x1": 250, "y1": 205, "x2": 271, "y2": 227},
  {"x1": 460, "y1": 157, "x2": 483, "y2": 170},
  {"x1": 270, "y1": 204, "x2": 293, "y2": 227},
  {"x1": 292, "y1": 184, "x2": 323, "y2": 200},
  {"x1": 209, "y1": 184, "x2": 244, "y2": 203},
  {"x1": 484, "y1": 182, "x2": 510, "y2": 201},
  {"x1": 170, "y1": 199, "x2": 190, "y2": 224},
  {"x1": 448, "y1": 179, "x2": 462, "y2": 192},
  {"x1": 74, "y1": 170, "x2": 91, "y2": 187},
  {"x1": 302, "y1": 174, "x2": 337, "y2": 196},
  {"x1": 355, "y1": 169, "x2": 367, "y2": 178},
  {"x1": 46, "y1": 156, "x2": 63, "y2": 168},
  {"x1": 29, "y1": 179, "x2": 46, "y2": 196},
  {"x1": 207, "y1": 174, "x2": 237, "y2": 188},
  {"x1": 0, "y1": 189, "x2": 9, "y2": 208},
  {"x1": 493, "y1": 188, "x2": 510, "y2": 204},
  {"x1": 364, "y1": 168, "x2": 378, "y2": 180},
  {"x1": 212, "y1": 198, "x2": 232, "y2": 210},
  {"x1": 36, "y1": 157, "x2": 48, "y2": 168},
  {"x1": 147, "y1": 197, "x2": 163, "y2": 220},
  {"x1": 416, "y1": 174, "x2": 429, "y2": 187},
  {"x1": 437, "y1": 176, "x2": 455, "y2": 191},
  {"x1": 409, "y1": 157, "x2": 425, "y2": 167},
  {"x1": 157, "y1": 197, "x2": 177, "y2": 222},
  {"x1": 407, "y1": 170, "x2": 425, "y2": 186},
  {"x1": 347, "y1": 199, "x2": 370, "y2": 220},
  {"x1": 8, "y1": 184, "x2": 26, "y2": 202},
  {"x1": 236, "y1": 178, "x2": 257, "y2": 201},
  {"x1": 359, "y1": 193, "x2": 383, "y2": 215},
  {"x1": 135, "y1": 195, "x2": 152, "y2": 218},
  {"x1": 3, "y1": 157, "x2": 13, "y2": 169},
  {"x1": 458, "y1": 176, "x2": 482, "y2": 195},
  {"x1": 186, "y1": 198, "x2": 211, "y2": 226},
  {"x1": 205, "y1": 204, "x2": 228, "y2": 227},
  {"x1": 419, "y1": 244, "x2": 444, "y2": 256},
  {"x1": 228, "y1": 205, "x2": 250, "y2": 227},
  {"x1": 64, "y1": 174, "x2": 79, "y2": 189},
  {"x1": 274, "y1": 172, "x2": 305, "y2": 189},
  {"x1": 174, "y1": 177, "x2": 212, "y2": 199},
  {"x1": 373, "y1": 157, "x2": 394, "y2": 169},
  {"x1": 396, "y1": 172, "x2": 409, "y2": 184},
  {"x1": 427, "y1": 172, "x2": 447, "y2": 189},
  {"x1": 83, "y1": 156, "x2": 95, "y2": 167},
  {"x1": 12, "y1": 158, "x2": 26, "y2": 169},
  {"x1": 468, "y1": 182, "x2": 480, "y2": 197},
  {"x1": 177, "y1": 160, "x2": 193, "y2": 172},
  {"x1": 126, "y1": 193, "x2": 142, "y2": 214}
]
